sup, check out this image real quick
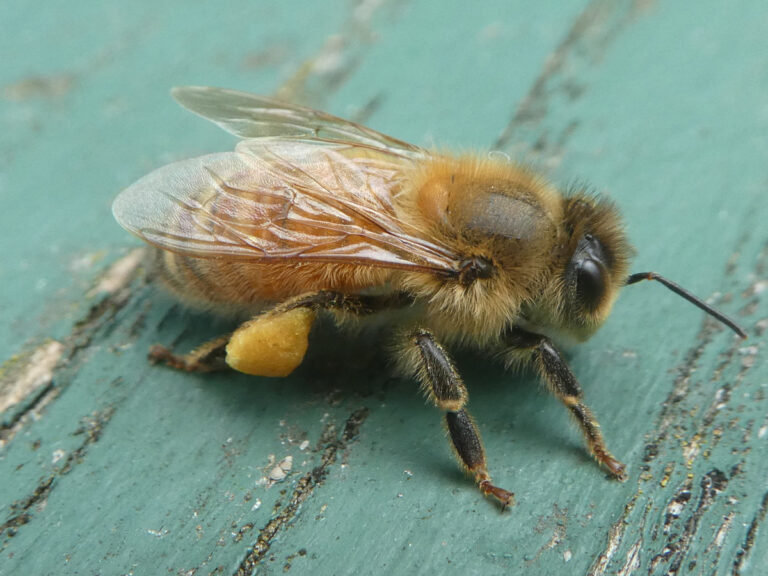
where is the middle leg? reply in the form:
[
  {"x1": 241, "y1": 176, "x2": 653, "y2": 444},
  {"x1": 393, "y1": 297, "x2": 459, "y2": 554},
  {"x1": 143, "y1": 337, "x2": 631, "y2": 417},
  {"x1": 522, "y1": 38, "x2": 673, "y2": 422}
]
[{"x1": 405, "y1": 328, "x2": 514, "y2": 509}]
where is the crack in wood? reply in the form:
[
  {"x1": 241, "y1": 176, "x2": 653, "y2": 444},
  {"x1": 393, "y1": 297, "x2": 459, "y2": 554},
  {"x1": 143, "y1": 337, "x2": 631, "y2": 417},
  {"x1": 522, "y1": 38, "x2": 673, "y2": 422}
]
[
  {"x1": 528, "y1": 504, "x2": 569, "y2": 565},
  {"x1": 587, "y1": 492, "x2": 643, "y2": 576},
  {"x1": 233, "y1": 407, "x2": 369, "y2": 576},
  {"x1": 0, "y1": 251, "x2": 145, "y2": 449},
  {"x1": 493, "y1": 0, "x2": 653, "y2": 159},
  {"x1": 0, "y1": 405, "x2": 116, "y2": 544},
  {"x1": 732, "y1": 490, "x2": 768, "y2": 576},
  {"x1": 0, "y1": 340, "x2": 64, "y2": 415},
  {"x1": 588, "y1": 226, "x2": 764, "y2": 574},
  {"x1": 273, "y1": 0, "x2": 404, "y2": 109},
  {"x1": 651, "y1": 469, "x2": 728, "y2": 574},
  {"x1": 0, "y1": 380, "x2": 58, "y2": 448},
  {"x1": 0, "y1": 340, "x2": 67, "y2": 444},
  {"x1": 707, "y1": 510, "x2": 735, "y2": 565}
]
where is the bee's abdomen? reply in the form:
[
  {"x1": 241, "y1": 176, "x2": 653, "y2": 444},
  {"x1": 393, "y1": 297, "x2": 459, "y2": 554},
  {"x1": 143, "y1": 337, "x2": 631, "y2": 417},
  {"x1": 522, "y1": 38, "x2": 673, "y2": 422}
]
[{"x1": 151, "y1": 248, "x2": 391, "y2": 310}]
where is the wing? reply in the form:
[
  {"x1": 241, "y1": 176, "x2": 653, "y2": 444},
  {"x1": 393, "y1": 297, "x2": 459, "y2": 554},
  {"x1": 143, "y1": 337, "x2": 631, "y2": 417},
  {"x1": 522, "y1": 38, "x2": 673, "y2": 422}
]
[
  {"x1": 113, "y1": 138, "x2": 460, "y2": 275},
  {"x1": 171, "y1": 86, "x2": 422, "y2": 158}
]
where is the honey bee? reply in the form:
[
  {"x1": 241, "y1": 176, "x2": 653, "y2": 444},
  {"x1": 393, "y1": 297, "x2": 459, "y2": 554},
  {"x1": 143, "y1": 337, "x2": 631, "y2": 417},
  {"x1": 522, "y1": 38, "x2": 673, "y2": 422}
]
[{"x1": 113, "y1": 86, "x2": 746, "y2": 509}]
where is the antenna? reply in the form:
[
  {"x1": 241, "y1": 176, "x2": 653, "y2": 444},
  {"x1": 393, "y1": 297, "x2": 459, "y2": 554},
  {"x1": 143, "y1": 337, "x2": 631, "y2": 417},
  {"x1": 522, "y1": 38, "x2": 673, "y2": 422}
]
[{"x1": 626, "y1": 272, "x2": 747, "y2": 339}]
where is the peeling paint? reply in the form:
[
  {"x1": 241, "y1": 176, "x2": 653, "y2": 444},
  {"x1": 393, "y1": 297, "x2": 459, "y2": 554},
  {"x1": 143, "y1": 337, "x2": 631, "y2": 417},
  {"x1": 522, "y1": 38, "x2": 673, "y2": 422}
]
[
  {"x1": 87, "y1": 248, "x2": 145, "y2": 298},
  {"x1": 0, "y1": 340, "x2": 64, "y2": 414}
]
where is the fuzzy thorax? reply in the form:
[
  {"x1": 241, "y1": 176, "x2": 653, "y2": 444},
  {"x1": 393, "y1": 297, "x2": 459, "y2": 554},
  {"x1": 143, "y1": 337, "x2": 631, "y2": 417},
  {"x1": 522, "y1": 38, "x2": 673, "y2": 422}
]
[
  {"x1": 392, "y1": 154, "x2": 564, "y2": 345},
  {"x1": 393, "y1": 155, "x2": 633, "y2": 346}
]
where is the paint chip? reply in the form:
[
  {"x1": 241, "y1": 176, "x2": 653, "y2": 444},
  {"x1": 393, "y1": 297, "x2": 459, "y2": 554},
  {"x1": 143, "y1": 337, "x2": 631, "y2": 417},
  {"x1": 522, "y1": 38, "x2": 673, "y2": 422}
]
[
  {"x1": 87, "y1": 248, "x2": 144, "y2": 297},
  {"x1": 0, "y1": 340, "x2": 64, "y2": 413},
  {"x1": 267, "y1": 455, "x2": 293, "y2": 484}
]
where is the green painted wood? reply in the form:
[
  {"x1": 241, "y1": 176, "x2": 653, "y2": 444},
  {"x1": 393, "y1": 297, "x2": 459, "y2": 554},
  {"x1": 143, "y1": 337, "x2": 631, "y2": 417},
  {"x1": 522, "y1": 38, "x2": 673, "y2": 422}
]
[{"x1": 2, "y1": 1, "x2": 767, "y2": 575}]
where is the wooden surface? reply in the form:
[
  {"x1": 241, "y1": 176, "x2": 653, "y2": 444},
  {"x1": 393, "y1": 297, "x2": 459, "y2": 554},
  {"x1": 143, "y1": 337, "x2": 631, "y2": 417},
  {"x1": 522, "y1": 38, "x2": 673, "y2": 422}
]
[{"x1": 2, "y1": 1, "x2": 767, "y2": 574}]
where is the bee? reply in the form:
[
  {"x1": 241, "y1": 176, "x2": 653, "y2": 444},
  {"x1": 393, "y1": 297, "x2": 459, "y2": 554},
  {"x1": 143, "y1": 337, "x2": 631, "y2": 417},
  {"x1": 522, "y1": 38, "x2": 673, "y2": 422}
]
[{"x1": 113, "y1": 86, "x2": 746, "y2": 509}]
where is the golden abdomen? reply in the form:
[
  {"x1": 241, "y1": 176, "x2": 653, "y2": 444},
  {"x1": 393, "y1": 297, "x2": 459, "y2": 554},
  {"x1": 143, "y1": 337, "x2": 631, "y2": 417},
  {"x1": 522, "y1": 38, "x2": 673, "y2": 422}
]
[{"x1": 153, "y1": 249, "x2": 392, "y2": 310}]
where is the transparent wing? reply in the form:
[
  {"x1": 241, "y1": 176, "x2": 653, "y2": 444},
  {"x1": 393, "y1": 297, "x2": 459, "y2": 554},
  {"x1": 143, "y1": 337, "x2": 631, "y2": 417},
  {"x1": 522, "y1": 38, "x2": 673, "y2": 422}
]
[
  {"x1": 171, "y1": 86, "x2": 423, "y2": 157},
  {"x1": 112, "y1": 138, "x2": 459, "y2": 275}
]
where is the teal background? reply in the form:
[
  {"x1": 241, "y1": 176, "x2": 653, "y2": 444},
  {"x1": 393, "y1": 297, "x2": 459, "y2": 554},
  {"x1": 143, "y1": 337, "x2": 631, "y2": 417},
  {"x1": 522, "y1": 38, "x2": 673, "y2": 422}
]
[{"x1": 1, "y1": 1, "x2": 767, "y2": 574}]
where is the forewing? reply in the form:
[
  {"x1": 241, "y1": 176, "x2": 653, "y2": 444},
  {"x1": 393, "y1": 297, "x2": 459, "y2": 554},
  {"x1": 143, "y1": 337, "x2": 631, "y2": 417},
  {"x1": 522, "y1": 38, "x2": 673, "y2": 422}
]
[
  {"x1": 172, "y1": 86, "x2": 422, "y2": 158},
  {"x1": 112, "y1": 139, "x2": 459, "y2": 275}
]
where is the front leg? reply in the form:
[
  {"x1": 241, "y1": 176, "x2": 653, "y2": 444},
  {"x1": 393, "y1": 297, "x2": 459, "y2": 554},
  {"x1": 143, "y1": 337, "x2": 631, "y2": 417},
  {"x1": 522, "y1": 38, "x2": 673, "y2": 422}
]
[
  {"x1": 505, "y1": 327, "x2": 627, "y2": 481},
  {"x1": 406, "y1": 328, "x2": 514, "y2": 510}
]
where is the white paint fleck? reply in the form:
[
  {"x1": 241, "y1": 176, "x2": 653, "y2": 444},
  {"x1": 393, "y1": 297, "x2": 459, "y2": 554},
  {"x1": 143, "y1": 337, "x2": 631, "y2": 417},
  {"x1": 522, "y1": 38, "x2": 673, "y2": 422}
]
[
  {"x1": 758, "y1": 416, "x2": 768, "y2": 439},
  {"x1": 563, "y1": 550, "x2": 572, "y2": 562},
  {"x1": 268, "y1": 455, "x2": 293, "y2": 484},
  {"x1": 251, "y1": 499, "x2": 262, "y2": 511},
  {"x1": 70, "y1": 252, "x2": 101, "y2": 272},
  {"x1": 739, "y1": 346, "x2": 759, "y2": 369},
  {"x1": 667, "y1": 500, "x2": 685, "y2": 518},
  {"x1": 51, "y1": 449, "x2": 66, "y2": 464},
  {"x1": 713, "y1": 512, "x2": 734, "y2": 547},
  {"x1": 683, "y1": 438, "x2": 700, "y2": 461},
  {"x1": 311, "y1": 36, "x2": 345, "y2": 76},
  {"x1": 353, "y1": 0, "x2": 385, "y2": 24},
  {"x1": 269, "y1": 467, "x2": 285, "y2": 482},
  {"x1": 299, "y1": 440, "x2": 310, "y2": 451},
  {"x1": 715, "y1": 387, "x2": 729, "y2": 410}
]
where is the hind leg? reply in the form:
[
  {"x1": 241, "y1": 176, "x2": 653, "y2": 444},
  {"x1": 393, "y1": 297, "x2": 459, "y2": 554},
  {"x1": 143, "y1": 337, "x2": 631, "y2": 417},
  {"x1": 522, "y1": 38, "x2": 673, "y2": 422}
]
[
  {"x1": 150, "y1": 291, "x2": 410, "y2": 376},
  {"x1": 149, "y1": 336, "x2": 230, "y2": 372}
]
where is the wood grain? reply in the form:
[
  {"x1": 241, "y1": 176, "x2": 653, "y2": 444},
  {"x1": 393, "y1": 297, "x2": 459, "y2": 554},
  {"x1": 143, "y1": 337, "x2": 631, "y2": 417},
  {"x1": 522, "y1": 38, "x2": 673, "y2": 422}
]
[{"x1": 2, "y1": 1, "x2": 766, "y2": 574}]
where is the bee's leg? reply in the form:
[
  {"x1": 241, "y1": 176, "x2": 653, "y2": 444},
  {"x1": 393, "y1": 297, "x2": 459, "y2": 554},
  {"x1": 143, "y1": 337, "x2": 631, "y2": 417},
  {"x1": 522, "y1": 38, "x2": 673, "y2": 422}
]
[
  {"x1": 506, "y1": 327, "x2": 627, "y2": 480},
  {"x1": 408, "y1": 328, "x2": 514, "y2": 510},
  {"x1": 149, "y1": 336, "x2": 230, "y2": 372},
  {"x1": 150, "y1": 291, "x2": 411, "y2": 374}
]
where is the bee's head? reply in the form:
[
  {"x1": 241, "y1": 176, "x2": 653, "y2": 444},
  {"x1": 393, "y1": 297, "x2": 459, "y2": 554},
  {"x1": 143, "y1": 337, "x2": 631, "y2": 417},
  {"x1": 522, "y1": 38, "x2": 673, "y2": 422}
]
[
  {"x1": 545, "y1": 193, "x2": 747, "y2": 341},
  {"x1": 550, "y1": 193, "x2": 632, "y2": 340}
]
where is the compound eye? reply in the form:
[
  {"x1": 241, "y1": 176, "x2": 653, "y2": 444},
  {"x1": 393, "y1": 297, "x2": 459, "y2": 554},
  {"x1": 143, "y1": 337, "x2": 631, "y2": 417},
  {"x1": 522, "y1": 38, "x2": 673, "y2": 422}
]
[{"x1": 576, "y1": 259, "x2": 606, "y2": 311}]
